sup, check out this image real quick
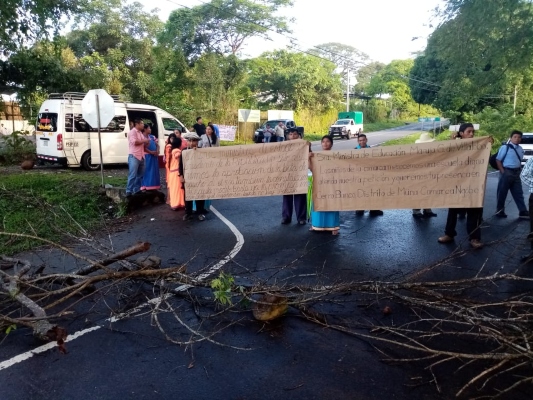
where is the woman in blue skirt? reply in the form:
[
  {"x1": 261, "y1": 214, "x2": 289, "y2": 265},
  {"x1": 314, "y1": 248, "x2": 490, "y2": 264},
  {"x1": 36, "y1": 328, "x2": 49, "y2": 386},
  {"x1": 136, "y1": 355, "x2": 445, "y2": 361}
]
[{"x1": 309, "y1": 135, "x2": 340, "y2": 235}]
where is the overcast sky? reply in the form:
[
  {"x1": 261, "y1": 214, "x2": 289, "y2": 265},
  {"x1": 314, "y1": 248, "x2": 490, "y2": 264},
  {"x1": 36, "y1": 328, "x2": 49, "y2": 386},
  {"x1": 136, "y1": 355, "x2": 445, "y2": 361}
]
[{"x1": 136, "y1": 0, "x2": 444, "y2": 63}]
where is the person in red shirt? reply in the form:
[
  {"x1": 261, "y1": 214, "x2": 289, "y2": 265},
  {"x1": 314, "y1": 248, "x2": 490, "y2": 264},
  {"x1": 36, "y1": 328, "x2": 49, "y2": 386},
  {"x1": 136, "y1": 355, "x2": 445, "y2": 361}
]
[{"x1": 126, "y1": 118, "x2": 150, "y2": 196}]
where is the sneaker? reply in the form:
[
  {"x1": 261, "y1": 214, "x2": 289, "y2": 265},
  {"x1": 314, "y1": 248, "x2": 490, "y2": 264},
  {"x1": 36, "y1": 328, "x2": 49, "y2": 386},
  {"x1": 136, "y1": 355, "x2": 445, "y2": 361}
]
[
  {"x1": 281, "y1": 219, "x2": 291, "y2": 224},
  {"x1": 519, "y1": 211, "x2": 530, "y2": 219},
  {"x1": 470, "y1": 239, "x2": 484, "y2": 249},
  {"x1": 369, "y1": 210, "x2": 384, "y2": 216},
  {"x1": 355, "y1": 210, "x2": 365, "y2": 216},
  {"x1": 183, "y1": 214, "x2": 193, "y2": 221},
  {"x1": 438, "y1": 235, "x2": 454, "y2": 243},
  {"x1": 412, "y1": 210, "x2": 423, "y2": 218},
  {"x1": 298, "y1": 220, "x2": 306, "y2": 225},
  {"x1": 423, "y1": 211, "x2": 437, "y2": 218},
  {"x1": 198, "y1": 214, "x2": 205, "y2": 221},
  {"x1": 495, "y1": 212, "x2": 508, "y2": 218}
]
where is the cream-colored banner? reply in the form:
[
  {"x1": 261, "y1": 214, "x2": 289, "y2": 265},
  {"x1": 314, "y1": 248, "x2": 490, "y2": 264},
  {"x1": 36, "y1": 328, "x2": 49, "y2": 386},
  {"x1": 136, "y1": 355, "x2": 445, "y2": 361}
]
[
  {"x1": 310, "y1": 137, "x2": 491, "y2": 211},
  {"x1": 183, "y1": 139, "x2": 309, "y2": 200}
]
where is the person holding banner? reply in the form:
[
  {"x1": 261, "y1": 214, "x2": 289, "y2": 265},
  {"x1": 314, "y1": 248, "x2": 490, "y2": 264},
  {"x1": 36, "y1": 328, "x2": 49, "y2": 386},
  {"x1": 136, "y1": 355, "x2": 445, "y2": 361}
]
[
  {"x1": 281, "y1": 128, "x2": 307, "y2": 225},
  {"x1": 412, "y1": 133, "x2": 437, "y2": 218},
  {"x1": 354, "y1": 135, "x2": 384, "y2": 217},
  {"x1": 308, "y1": 135, "x2": 340, "y2": 234},
  {"x1": 180, "y1": 132, "x2": 208, "y2": 221},
  {"x1": 438, "y1": 123, "x2": 484, "y2": 249}
]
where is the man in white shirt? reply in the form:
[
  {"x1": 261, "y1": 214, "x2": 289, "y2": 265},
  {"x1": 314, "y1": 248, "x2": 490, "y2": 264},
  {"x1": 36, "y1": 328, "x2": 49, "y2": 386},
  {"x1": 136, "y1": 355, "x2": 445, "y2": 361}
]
[{"x1": 274, "y1": 122, "x2": 285, "y2": 142}]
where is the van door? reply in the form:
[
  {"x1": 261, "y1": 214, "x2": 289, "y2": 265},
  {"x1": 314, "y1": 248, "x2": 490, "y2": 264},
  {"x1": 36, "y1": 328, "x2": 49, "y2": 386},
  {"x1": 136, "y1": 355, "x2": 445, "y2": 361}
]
[{"x1": 89, "y1": 105, "x2": 128, "y2": 164}]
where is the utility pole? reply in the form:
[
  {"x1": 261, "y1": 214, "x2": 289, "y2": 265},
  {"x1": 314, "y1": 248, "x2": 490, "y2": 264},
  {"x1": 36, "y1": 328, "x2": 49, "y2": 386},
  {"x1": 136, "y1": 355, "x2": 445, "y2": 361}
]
[
  {"x1": 346, "y1": 67, "x2": 350, "y2": 112},
  {"x1": 513, "y1": 85, "x2": 517, "y2": 117}
]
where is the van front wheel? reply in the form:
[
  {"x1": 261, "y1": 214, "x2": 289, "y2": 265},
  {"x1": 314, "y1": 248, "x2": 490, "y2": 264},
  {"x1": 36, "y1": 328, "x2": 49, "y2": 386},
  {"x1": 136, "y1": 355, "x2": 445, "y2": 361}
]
[{"x1": 81, "y1": 151, "x2": 100, "y2": 171}]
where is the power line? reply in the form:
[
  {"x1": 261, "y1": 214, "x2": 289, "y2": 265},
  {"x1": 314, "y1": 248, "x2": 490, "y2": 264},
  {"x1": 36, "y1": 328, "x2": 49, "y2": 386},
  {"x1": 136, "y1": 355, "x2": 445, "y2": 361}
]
[{"x1": 161, "y1": 0, "x2": 514, "y2": 107}]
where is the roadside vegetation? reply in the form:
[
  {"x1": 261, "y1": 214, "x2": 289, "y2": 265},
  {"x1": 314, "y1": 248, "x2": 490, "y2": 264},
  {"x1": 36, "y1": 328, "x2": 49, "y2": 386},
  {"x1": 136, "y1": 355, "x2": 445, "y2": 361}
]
[{"x1": 0, "y1": 172, "x2": 123, "y2": 255}]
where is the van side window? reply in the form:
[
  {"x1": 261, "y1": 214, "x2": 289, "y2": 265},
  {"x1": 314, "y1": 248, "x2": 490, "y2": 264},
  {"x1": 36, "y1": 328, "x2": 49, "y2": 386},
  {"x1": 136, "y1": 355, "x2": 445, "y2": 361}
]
[
  {"x1": 162, "y1": 118, "x2": 183, "y2": 131},
  {"x1": 65, "y1": 114, "x2": 126, "y2": 132}
]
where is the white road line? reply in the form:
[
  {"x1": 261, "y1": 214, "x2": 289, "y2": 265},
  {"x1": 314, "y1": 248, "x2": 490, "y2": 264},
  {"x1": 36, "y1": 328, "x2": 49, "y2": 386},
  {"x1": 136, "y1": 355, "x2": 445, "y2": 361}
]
[{"x1": 0, "y1": 205, "x2": 244, "y2": 372}]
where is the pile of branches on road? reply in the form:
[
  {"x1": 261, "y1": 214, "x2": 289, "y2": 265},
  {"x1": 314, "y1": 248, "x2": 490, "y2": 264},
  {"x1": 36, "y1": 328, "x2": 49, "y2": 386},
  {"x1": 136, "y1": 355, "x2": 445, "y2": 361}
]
[{"x1": 1, "y1": 233, "x2": 533, "y2": 399}]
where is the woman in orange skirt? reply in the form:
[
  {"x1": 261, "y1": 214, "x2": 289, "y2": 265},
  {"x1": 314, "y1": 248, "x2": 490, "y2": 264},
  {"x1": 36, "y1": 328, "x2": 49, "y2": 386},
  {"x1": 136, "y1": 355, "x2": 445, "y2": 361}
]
[
  {"x1": 164, "y1": 133, "x2": 176, "y2": 204},
  {"x1": 167, "y1": 136, "x2": 185, "y2": 210}
]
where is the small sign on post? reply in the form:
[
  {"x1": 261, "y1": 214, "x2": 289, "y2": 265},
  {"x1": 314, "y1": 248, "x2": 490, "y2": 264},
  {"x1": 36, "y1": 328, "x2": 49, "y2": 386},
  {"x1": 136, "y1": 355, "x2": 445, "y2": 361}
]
[
  {"x1": 81, "y1": 89, "x2": 115, "y2": 187},
  {"x1": 238, "y1": 109, "x2": 260, "y2": 142}
]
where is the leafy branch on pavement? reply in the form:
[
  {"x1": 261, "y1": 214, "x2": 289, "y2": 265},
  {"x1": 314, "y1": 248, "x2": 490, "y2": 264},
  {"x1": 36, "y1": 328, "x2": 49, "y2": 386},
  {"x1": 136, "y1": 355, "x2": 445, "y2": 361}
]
[{"x1": 0, "y1": 225, "x2": 532, "y2": 399}]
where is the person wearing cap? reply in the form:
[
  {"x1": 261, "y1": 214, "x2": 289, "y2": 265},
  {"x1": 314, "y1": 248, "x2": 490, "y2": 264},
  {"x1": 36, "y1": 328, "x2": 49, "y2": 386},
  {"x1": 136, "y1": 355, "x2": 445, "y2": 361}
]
[
  {"x1": 179, "y1": 132, "x2": 208, "y2": 221},
  {"x1": 412, "y1": 133, "x2": 437, "y2": 218},
  {"x1": 438, "y1": 123, "x2": 484, "y2": 249},
  {"x1": 354, "y1": 134, "x2": 384, "y2": 217},
  {"x1": 281, "y1": 128, "x2": 307, "y2": 225},
  {"x1": 126, "y1": 118, "x2": 150, "y2": 197}
]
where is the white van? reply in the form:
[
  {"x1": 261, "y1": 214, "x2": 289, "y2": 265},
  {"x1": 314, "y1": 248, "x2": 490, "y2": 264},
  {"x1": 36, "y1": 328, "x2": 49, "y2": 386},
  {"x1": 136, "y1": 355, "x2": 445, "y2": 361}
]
[{"x1": 35, "y1": 92, "x2": 188, "y2": 170}]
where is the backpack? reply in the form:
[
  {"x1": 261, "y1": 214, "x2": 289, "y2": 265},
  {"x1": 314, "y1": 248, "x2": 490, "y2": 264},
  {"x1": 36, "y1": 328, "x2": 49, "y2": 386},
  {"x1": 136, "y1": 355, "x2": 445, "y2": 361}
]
[{"x1": 488, "y1": 144, "x2": 520, "y2": 170}]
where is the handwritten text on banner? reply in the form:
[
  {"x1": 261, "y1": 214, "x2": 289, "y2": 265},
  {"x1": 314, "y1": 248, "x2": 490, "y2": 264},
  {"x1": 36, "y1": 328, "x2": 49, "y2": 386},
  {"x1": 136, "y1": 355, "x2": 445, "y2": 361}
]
[
  {"x1": 183, "y1": 139, "x2": 309, "y2": 200},
  {"x1": 310, "y1": 137, "x2": 491, "y2": 211}
]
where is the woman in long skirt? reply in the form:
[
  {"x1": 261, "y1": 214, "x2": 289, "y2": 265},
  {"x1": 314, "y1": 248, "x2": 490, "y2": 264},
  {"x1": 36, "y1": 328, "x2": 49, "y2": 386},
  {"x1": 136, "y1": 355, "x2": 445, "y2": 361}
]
[
  {"x1": 141, "y1": 124, "x2": 160, "y2": 190},
  {"x1": 167, "y1": 137, "x2": 185, "y2": 210},
  {"x1": 164, "y1": 133, "x2": 176, "y2": 204},
  {"x1": 309, "y1": 135, "x2": 340, "y2": 235}
]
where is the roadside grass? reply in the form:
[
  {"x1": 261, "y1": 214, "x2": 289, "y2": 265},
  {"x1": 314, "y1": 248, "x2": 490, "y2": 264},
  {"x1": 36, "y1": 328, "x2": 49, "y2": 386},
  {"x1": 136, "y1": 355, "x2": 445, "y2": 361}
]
[{"x1": 0, "y1": 172, "x2": 123, "y2": 255}]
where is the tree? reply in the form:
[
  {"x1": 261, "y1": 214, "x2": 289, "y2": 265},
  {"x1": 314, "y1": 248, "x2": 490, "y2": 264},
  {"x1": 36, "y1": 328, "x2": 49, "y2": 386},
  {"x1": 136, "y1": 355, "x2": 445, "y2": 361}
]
[
  {"x1": 159, "y1": 0, "x2": 294, "y2": 62},
  {"x1": 0, "y1": 0, "x2": 83, "y2": 55},
  {"x1": 353, "y1": 61, "x2": 385, "y2": 96},
  {"x1": 308, "y1": 42, "x2": 370, "y2": 87},
  {"x1": 64, "y1": 1, "x2": 164, "y2": 102},
  {"x1": 366, "y1": 59, "x2": 439, "y2": 119},
  {"x1": 411, "y1": 0, "x2": 533, "y2": 115},
  {"x1": 247, "y1": 50, "x2": 343, "y2": 111}
]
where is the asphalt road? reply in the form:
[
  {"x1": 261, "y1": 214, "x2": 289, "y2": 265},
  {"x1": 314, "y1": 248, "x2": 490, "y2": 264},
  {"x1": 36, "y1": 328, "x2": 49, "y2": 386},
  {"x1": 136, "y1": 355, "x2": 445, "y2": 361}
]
[
  {"x1": 2, "y1": 124, "x2": 532, "y2": 400},
  {"x1": 311, "y1": 120, "x2": 449, "y2": 151}
]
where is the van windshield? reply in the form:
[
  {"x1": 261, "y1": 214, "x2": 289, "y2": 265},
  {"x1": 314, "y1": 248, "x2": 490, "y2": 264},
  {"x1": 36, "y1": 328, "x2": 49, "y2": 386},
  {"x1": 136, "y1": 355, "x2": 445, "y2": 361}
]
[{"x1": 37, "y1": 113, "x2": 58, "y2": 132}]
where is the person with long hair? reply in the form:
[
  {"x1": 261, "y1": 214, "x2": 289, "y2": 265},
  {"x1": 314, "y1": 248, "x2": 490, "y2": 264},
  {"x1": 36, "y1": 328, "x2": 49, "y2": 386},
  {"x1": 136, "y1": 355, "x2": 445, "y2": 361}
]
[
  {"x1": 438, "y1": 123, "x2": 484, "y2": 249},
  {"x1": 308, "y1": 135, "x2": 340, "y2": 234},
  {"x1": 140, "y1": 124, "x2": 160, "y2": 191},
  {"x1": 199, "y1": 124, "x2": 219, "y2": 147},
  {"x1": 167, "y1": 136, "x2": 185, "y2": 210},
  {"x1": 164, "y1": 133, "x2": 176, "y2": 204}
]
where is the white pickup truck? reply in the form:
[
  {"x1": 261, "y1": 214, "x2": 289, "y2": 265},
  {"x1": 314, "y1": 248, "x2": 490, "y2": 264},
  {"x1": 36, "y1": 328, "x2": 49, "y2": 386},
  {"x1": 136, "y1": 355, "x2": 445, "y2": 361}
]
[{"x1": 328, "y1": 118, "x2": 362, "y2": 139}]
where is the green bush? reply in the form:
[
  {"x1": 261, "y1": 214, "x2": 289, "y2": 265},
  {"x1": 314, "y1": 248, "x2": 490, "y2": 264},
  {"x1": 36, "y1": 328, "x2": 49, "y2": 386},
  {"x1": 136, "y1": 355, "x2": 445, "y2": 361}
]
[{"x1": 0, "y1": 130, "x2": 36, "y2": 164}]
